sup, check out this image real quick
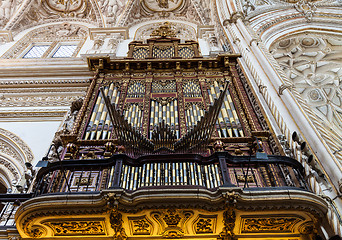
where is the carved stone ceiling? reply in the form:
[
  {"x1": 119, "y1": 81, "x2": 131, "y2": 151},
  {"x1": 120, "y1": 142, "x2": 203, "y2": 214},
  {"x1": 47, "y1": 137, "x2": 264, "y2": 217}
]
[
  {"x1": 270, "y1": 34, "x2": 342, "y2": 160},
  {"x1": 0, "y1": 0, "x2": 214, "y2": 33}
]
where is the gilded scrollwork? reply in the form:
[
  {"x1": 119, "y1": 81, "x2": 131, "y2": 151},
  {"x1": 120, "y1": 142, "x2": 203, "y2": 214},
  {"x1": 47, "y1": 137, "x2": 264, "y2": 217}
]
[
  {"x1": 241, "y1": 217, "x2": 301, "y2": 233},
  {"x1": 151, "y1": 97, "x2": 176, "y2": 106},
  {"x1": 298, "y1": 221, "x2": 315, "y2": 235},
  {"x1": 24, "y1": 225, "x2": 46, "y2": 239},
  {"x1": 45, "y1": 221, "x2": 105, "y2": 235},
  {"x1": 128, "y1": 216, "x2": 152, "y2": 235},
  {"x1": 195, "y1": 217, "x2": 215, "y2": 234},
  {"x1": 151, "y1": 209, "x2": 193, "y2": 238}
]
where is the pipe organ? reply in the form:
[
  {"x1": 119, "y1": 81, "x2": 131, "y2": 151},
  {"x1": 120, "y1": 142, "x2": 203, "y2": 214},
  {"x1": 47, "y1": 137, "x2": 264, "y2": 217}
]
[
  {"x1": 207, "y1": 80, "x2": 244, "y2": 138},
  {"x1": 120, "y1": 162, "x2": 222, "y2": 191},
  {"x1": 83, "y1": 82, "x2": 120, "y2": 140},
  {"x1": 11, "y1": 25, "x2": 328, "y2": 240}
]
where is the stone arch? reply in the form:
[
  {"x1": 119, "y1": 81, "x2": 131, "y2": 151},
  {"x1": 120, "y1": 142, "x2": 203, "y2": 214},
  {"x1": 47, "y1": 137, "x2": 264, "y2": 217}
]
[
  {"x1": 1, "y1": 22, "x2": 89, "y2": 59},
  {"x1": 5, "y1": 0, "x2": 103, "y2": 34},
  {"x1": 0, "y1": 128, "x2": 33, "y2": 190}
]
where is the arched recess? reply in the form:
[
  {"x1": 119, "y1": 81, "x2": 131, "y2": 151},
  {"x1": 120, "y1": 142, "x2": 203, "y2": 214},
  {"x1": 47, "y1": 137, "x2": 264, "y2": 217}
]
[
  {"x1": 131, "y1": 20, "x2": 197, "y2": 41},
  {"x1": 0, "y1": 128, "x2": 33, "y2": 191},
  {"x1": 1, "y1": 22, "x2": 89, "y2": 59},
  {"x1": 268, "y1": 29, "x2": 342, "y2": 163}
]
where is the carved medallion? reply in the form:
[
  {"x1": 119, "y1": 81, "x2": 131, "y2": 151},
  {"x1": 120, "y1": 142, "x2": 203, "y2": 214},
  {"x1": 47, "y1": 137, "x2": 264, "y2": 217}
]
[
  {"x1": 41, "y1": 0, "x2": 88, "y2": 15},
  {"x1": 141, "y1": 0, "x2": 183, "y2": 12}
]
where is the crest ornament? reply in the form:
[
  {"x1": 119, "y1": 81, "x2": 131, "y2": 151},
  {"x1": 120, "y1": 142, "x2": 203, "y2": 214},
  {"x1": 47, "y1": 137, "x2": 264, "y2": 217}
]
[
  {"x1": 141, "y1": 0, "x2": 183, "y2": 12},
  {"x1": 150, "y1": 22, "x2": 176, "y2": 38}
]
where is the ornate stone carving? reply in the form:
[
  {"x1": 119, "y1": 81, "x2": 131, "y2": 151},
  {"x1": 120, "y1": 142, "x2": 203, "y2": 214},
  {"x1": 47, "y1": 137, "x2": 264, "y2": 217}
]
[
  {"x1": 295, "y1": 0, "x2": 317, "y2": 22},
  {"x1": 45, "y1": 221, "x2": 105, "y2": 235},
  {"x1": 0, "y1": 30, "x2": 13, "y2": 44},
  {"x1": 86, "y1": 28, "x2": 128, "y2": 55},
  {"x1": 0, "y1": 0, "x2": 24, "y2": 28},
  {"x1": 0, "y1": 128, "x2": 34, "y2": 164},
  {"x1": 241, "y1": 217, "x2": 301, "y2": 233},
  {"x1": 271, "y1": 35, "x2": 342, "y2": 161},
  {"x1": 40, "y1": 0, "x2": 88, "y2": 15},
  {"x1": 135, "y1": 21, "x2": 196, "y2": 41},
  {"x1": 24, "y1": 225, "x2": 46, "y2": 239},
  {"x1": 3, "y1": 23, "x2": 88, "y2": 59},
  {"x1": 98, "y1": 0, "x2": 125, "y2": 25},
  {"x1": 298, "y1": 221, "x2": 315, "y2": 235},
  {"x1": 141, "y1": 0, "x2": 184, "y2": 13},
  {"x1": 120, "y1": 0, "x2": 201, "y2": 28},
  {"x1": 0, "y1": 95, "x2": 83, "y2": 107}
]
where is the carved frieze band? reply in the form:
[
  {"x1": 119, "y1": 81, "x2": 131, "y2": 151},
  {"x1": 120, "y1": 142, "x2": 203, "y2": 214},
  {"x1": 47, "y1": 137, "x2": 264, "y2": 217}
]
[
  {"x1": 241, "y1": 217, "x2": 301, "y2": 233},
  {"x1": 45, "y1": 221, "x2": 106, "y2": 236}
]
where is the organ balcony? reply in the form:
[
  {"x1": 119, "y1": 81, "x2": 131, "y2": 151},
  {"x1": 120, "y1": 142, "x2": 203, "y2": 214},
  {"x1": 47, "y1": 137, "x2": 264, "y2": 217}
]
[
  {"x1": 8, "y1": 150, "x2": 328, "y2": 239},
  {"x1": 2, "y1": 30, "x2": 332, "y2": 239}
]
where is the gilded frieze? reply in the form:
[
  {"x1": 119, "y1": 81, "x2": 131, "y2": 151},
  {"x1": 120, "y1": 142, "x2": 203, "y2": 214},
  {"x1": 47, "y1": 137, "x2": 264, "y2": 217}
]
[
  {"x1": 241, "y1": 217, "x2": 301, "y2": 233},
  {"x1": 45, "y1": 221, "x2": 106, "y2": 236}
]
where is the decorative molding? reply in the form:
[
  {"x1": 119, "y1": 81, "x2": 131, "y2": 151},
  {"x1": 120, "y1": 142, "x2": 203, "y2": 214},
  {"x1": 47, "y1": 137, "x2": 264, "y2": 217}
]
[
  {"x1": 0, "y1": 109, "x2": 67, "y2": 121},
  {"x1": 0, "y1": 30, "x2": 13, "y2": 43},
  {"x1": 0, "y1": 95, "x2": 84, "y2": 107}
]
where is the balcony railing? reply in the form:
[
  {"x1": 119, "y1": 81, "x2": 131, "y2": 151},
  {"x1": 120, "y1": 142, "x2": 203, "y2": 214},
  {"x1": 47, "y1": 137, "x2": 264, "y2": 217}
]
[{"x1": 32, "y1": 152, "x2": 308, "y2": 196}]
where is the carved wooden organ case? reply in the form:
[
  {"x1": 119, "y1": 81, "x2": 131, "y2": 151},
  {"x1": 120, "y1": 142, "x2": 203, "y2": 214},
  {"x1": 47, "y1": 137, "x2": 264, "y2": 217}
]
[
  {"x1": 18, "y1": 35, "x2": 324, "y2": 240},
  {"x1": 66, "y1": 36, "x2": 278, "y2": 159}
]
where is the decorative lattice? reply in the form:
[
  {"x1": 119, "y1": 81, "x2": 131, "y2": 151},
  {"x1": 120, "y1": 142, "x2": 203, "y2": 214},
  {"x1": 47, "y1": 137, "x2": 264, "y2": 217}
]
[
  {"x1": 183, "y1": 81, "x2": 202, "y2": 98},
  {"x1": 23, "y1": 45, "x2": 50, "y2": 58},
  {"x1": 152, "y1": 46, "x2": 175, "y2": 58},
  {"x1": 133, "y1": 47, "x2": 149, "y2": 59},
  {"x1": 127, "y1": 82, "x2": 145, "y2": 98},
  {"x1": 178, "y1": 47, "x2": 194, "y2": 58},
  {"x1": 52, "y1": 45, "x2": 78, "y2": 58},
  {"x1": 152, "y1": 81, "x2": 176, "y2": 93}
]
